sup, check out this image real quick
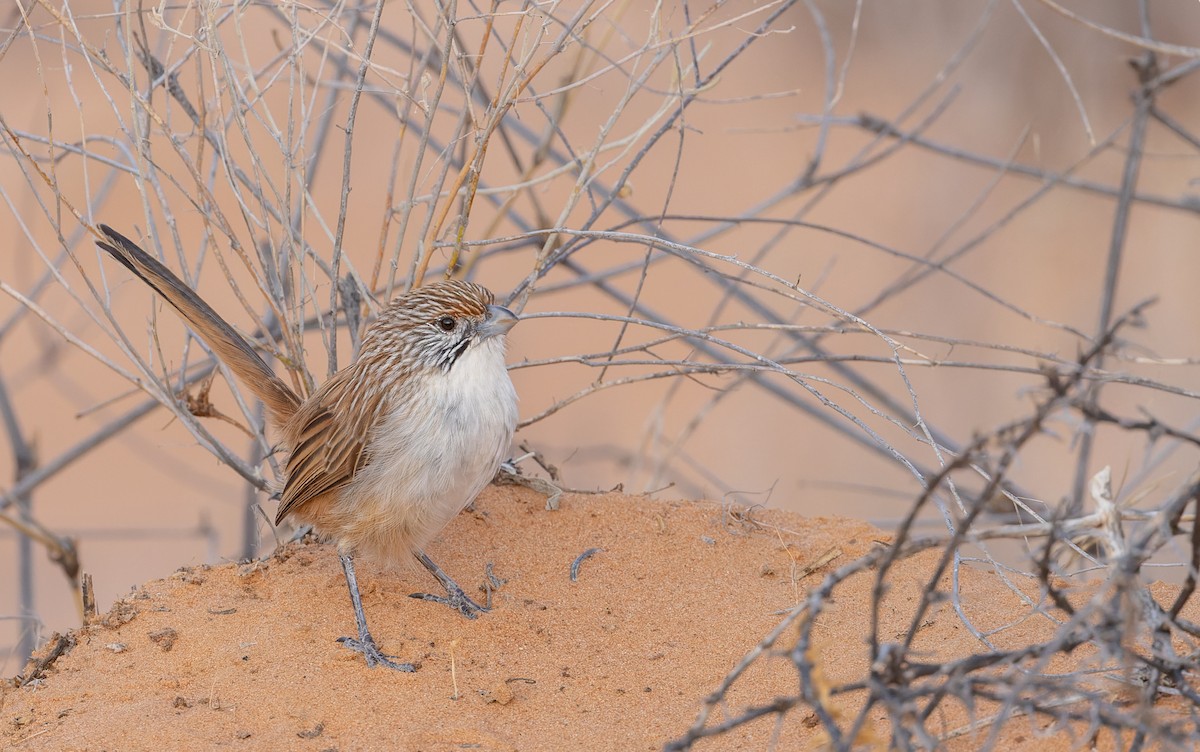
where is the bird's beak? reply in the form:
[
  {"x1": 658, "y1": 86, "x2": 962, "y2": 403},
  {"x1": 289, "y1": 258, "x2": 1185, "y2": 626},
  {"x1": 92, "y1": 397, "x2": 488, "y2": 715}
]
[{"x1": 479, "y1": 304, "x2": 519, "y2": 339}]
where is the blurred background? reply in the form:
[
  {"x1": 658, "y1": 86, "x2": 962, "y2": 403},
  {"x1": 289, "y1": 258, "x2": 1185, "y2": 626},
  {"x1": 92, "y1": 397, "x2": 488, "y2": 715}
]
[{"x1": 3, "y1": 0, "x2": 1200, "y2": 676}]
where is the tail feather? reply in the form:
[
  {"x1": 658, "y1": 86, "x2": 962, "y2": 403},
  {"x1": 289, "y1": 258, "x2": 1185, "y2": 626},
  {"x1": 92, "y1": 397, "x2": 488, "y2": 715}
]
[{"x1": 96, "y1": 224, "x2": 301, "y2": 425}]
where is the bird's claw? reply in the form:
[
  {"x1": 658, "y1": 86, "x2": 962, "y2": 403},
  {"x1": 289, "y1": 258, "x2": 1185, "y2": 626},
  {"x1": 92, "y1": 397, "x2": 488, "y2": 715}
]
[
  {"x1": 409, "y1": 586, "x2": 489, "y2": 619},
  {"x1": 337, "y1": 635, "x2": 415, "y2": 671}
]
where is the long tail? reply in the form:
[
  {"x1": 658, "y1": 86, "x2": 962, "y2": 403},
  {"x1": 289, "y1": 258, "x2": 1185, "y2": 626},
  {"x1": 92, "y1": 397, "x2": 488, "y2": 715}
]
[{"x1": 96, "y1": 224, "x2": 301, "y2": 425}]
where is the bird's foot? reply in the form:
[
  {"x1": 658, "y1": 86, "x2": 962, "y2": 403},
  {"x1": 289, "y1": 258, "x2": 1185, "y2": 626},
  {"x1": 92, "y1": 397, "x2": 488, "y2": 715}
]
[
  {"x1": 287, "y1": 524, "x2": 314, "y2": 544},
  {"x1": 409, "y1": 582, "x2": 489, "y2": 619},
  {"x1": 336, "y1": 633, "x2": 415, "y2": 671}
]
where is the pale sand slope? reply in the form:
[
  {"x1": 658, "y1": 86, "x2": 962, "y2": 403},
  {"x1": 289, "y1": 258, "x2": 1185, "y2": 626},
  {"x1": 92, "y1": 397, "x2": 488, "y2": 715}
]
[{"x1": 2, "y1": 487, "x2": 1193, "y2": 750}]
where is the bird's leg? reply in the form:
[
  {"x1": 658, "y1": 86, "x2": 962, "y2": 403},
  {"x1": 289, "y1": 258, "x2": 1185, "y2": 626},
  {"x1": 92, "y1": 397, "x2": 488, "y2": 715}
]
[
  {"x1": 409, "y1": 550, "x2": 490, "y2": 619},
  {"x1": 335, "y1": 553, "x2": 414, "y2": 671}
]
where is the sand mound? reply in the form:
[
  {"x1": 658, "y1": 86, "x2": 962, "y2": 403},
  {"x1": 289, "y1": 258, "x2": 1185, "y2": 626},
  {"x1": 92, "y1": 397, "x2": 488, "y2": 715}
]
[{"x1": 3, "y1": 488, "x2": 1192, "y2": 750}]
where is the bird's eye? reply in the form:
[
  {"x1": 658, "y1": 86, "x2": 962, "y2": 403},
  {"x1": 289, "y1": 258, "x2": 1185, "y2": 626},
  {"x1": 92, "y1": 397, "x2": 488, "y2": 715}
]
[{"x1": 436, "y1": 315, "x2": 457, "y2": 332}]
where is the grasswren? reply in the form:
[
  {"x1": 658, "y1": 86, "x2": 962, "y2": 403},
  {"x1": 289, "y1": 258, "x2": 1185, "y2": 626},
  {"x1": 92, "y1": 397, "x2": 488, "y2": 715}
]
[{"x1": 96, "y1": 225, "x2": 518, "y2": 671}]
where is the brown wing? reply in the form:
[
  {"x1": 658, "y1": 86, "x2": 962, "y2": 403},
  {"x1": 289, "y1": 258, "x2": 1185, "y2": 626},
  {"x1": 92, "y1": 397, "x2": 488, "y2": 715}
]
[{"x1": 274, "y1": 369, "x2": 379, "y2": 525}]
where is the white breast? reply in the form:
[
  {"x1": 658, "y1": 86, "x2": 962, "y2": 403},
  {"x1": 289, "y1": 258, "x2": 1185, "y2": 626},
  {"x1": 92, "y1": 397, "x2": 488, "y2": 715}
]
[{"x1": 337, "y1": 336, "x2": 518, "y2": 564}]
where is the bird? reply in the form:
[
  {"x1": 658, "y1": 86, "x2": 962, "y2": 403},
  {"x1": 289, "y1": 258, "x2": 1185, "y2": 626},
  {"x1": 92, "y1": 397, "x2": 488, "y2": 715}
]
[{"x1": 94, "y1": 224, "x2": 519, "y2": 671}]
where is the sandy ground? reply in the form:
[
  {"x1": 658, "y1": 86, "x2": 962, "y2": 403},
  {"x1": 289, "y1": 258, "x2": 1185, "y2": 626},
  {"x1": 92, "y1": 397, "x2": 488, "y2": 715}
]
[{"x1": 2, "y1": 487, "x2": 1193, "y2": 750}]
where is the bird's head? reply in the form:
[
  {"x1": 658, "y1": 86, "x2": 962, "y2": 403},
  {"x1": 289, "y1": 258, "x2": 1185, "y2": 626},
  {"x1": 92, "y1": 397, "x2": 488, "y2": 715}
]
[{"x1": 365, "y1": 279, "x2": 518, "y2": 372}]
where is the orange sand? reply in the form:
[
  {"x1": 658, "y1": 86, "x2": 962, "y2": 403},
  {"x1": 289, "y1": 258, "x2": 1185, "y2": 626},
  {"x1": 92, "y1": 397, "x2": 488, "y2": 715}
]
[{"x1": 3, "y1": 488, "x2": 1192, "y2": 750}]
